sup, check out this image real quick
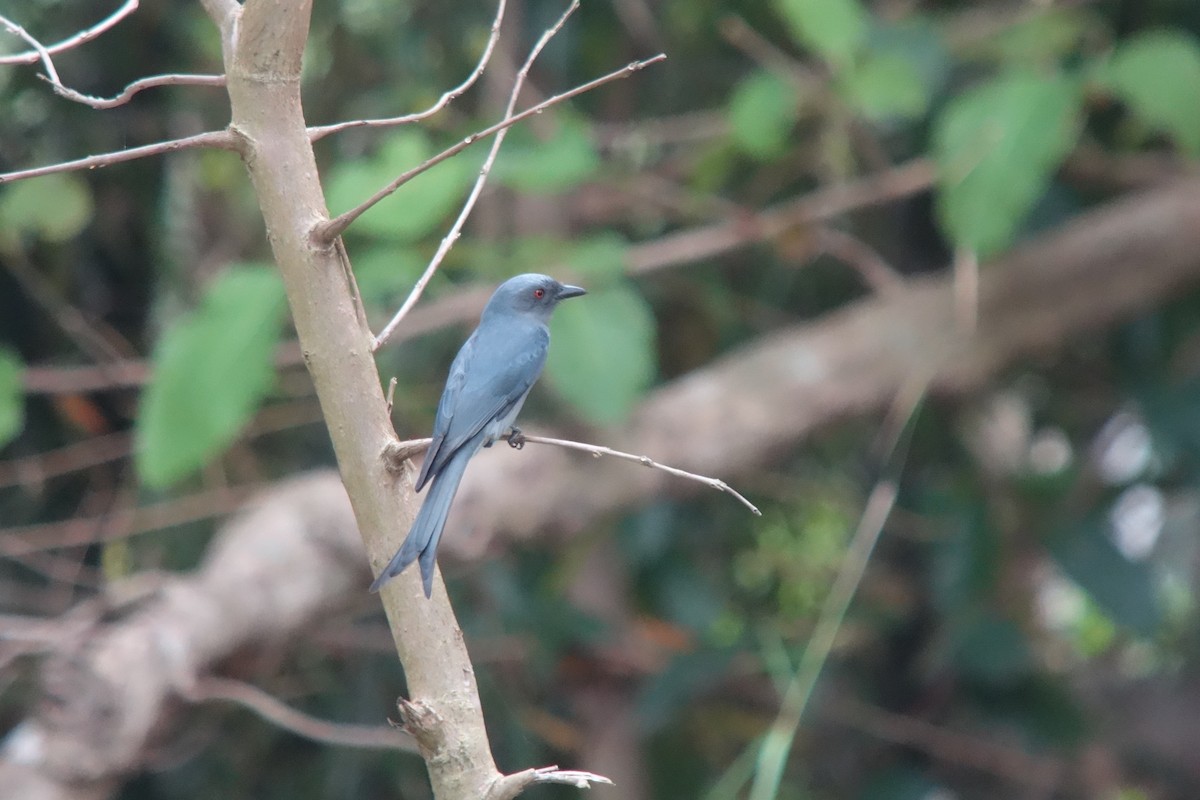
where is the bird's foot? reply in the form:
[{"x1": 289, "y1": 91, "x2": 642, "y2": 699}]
[{"x1": 507, "y1": 427, "x2": 526, "y2": 450}]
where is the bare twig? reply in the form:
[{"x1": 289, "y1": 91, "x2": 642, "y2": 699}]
[
  {"x1": 315, "y1": 54, "x2": 667, "y2": 247},
  {"x1": 487, "y1": 765, "x2": 614, "y2": 800},
  {"x1": 309, "y1": 0, "x2": 508, "y2": 142},
  {"x1": 2, "y1": 249, "x2": 134, "y2": 362},
  {"x1": 0, "y1": 484, "x2": 258, "y2": 558},
  {"x1": 719, "y1": 15, "x2": 819, "y2": 88},
  {"x1": 0, "y1": 11, "x2": 224, "y2": 109},
  {"x1": 512, "y1": 432, "x2": 761, "y2": 516},
  {"x1": 60, "y1": 73, "x2": 227, "y2": 109},
  {"x1": 747, "y1": 375, "x2": 926, "y2": 800},
  {"x1": 369, "y1": 0, "x2": 583, "y2": 352},
  {"x1": 380, "y1": 429, "x2": 759, "y2": 516},
  {"x1": 814, "y1": 227, "x2": 906, "y2": 295},
  {"x1": 824, "y1": 697, "x2": 1064, "y2": 791},
  {"x1": 185, "y1": 676, "x2": 417, "y2": 752},
  {"x1": 0, "y1": 130, "x2": 237, "y2": 185},
  {"x1": 0, "y1": 0, "x2": 137, "y2": 65},
  {"x1": 626, "y1": 158, "x2": 936, "y2": 275}
]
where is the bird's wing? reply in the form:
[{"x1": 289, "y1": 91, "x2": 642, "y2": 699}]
[
  {"x1": 415, "y1": 332, "x2": 476, "y2": 491},
  {"x1": 416, "y1": 325, "x2": 549, "y2": 491}
]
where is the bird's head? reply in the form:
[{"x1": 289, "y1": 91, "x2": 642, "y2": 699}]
[{"x1": 484, "y1": 273, "x2": 587, "y2": 323}]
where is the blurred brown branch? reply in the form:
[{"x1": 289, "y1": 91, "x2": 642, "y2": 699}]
[
  {"x1": 184, "y1": 676, "x2": 417, "y2": 752},
  {"x1": 3, "y1": 176, "x2": 1200, "y2": 798}
]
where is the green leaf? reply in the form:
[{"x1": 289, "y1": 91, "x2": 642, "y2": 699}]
[
  {"x1": 839, "y1": 52, "x2": 930, "y2": 121},
  {"x1": 546, "y1": 283, "x2": 656, "y2": 424},
  {"x1": 136, "y1": 265, "x2": 288, "y2": 488},
  {"x1": 773, "y1": 0, "x2": 868, "y2": 67},
  {"x1": 933, "y1": 71, "x2": 1083, "y2": 256},
  {"x1": 325, "y1": 131, "x2": 476, "y2": 242},
  {"x1": 1046, "y1": 518, "x2": 1161, "y2": 635},
  {"x1": 0, "y1": 173, "x2": 94, "y2": 246},
  {"x1": 728, "y1": 71, "x2": 799, "y2": 159},
  {"x1": 566, "y1": 233, "x2": 628, "y2": 285},
  {"x1": 352, "y1": 246, "x2": 426, "y2": 308},
  {"x1": 1095, "y1": 30, "x2": 1200, "y2": 154},
  {"x1": 981, "y1": 8, "x2": 1092, "y2": 66},
  {"x1": 0, "y1": 346, "x2": 24, "y2": 447},
  {"x1": 493, "y1": 117, "x2": 600, "y2": 194}
]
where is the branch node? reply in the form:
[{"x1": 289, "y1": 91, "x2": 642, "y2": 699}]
[
  {"x1": 395, "y1": 697, "x2": 445, "y2": 755},
  {"x1": 381, "y1": 438, "x2": 430, "y2": 474}
]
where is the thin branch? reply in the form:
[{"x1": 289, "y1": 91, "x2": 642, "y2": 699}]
[
  {"x1": 511, "y1": 432, "x2": 761, "y2": 515},
  {"x1": 824, "y1": 697, "x2": 1064, "y2": 791},
  {"x1": 3, "y1": 248, "x2": 134, "y2": 362},
  {"x1": 381, "y1": 429, "x2": 760, "y2": 516},
  {"x1": 0, "y1": 130, "x2": 237, "y2": 185},
  {"x1": 368, "y1": 0, "x2": 583, "y2": 352},
  {"x1": 309, "y1": 0, "x2": 508, "y2": 142},
  {"x1": 814, "y1": 227, "x2": 906, "y2": 295},
  {"x1": 487, "y1": 766, "x2": 614, "y2": 800},
  {"x1": 314, "y1": 53, "x2": 667, "y2": 247},
  {"x1": 0, "y1": 484, "x2": 259, "y2": 558},
  {"x1": 0, "y1": 0, "x2": 137, "y2": 65},
  {"x1": 185, "y1": 676, "x2": 418, "y2": 752},
  {"x1": 747, "y1": 376, "x2": 926, "y2": 800},
  {"x1": 626, "y1": 158, "x2": 936, "y2": 275},
  {"x1": 719, "y1": 14, "x2": 820, "y2": 89},
  {"x1": 56, "y1": 73, "x2": 227, "y2": 110},
  {"x1": 0, "y1": 432, "x2": 131, "y2": 489},
  {"x1": 0, "y1": 11, "x2": 223, "y2": 109}
]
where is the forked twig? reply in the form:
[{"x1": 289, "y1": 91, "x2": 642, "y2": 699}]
[
  {"x1": 369, "y1": 0, "x2": 584, "y2": 352},
  {"x1": 315, "y1": 54, "x2": 666, "y2": 249},
  {"x1": 0, "y1": 11, "x2": 224, "y2": 109},
  {"x1": 309, "y1": 0, "x2": 508, "y2": 142},
  {"x1": 0, "y1": 0, "x2": 137, "y2": 65}
]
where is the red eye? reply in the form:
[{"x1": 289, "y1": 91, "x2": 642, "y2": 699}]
[{"x1": 534, "y1": 288, "x2": 545, "y2": 299}]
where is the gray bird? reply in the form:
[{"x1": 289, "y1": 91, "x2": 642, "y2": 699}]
[{"x1": 370, "y1": 273, "x2": 586, "y2": 597}]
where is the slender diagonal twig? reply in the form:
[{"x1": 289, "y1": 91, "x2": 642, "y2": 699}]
[
  {"x1": 0, "y1": 0, "x2": 137, "y2": 65},
  {"x1": 514, "y1": 432, "x2": 761, "y2": 516},
  {"x1": 309, "y1": 0, "x2": 508, "y2": 142},
  {"x1": 0, "y1": 130, "x2": 237, "y2": 184},
  {"x1": 382, "y1": 429, "x2": 759, "y2": 515},
  {"x1": 56, "y1": 73, "x2": 227, "y2": 109},
  {"x1": 314, "y1": 54, "x2": 666, "y2": 247},
  {"x1": 746, "y1": 373, "x2": 928, "y2": 800},
  {"x1": 185, "y1": 676, "x2": 418, "y2": 752},
  {"x1": 369, "y1": 0, "x2": 583, "y2": 352}
]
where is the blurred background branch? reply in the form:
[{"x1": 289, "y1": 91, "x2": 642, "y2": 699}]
[{"x1": 4, "y1": 0, "x2": 1200, "y2": 798}]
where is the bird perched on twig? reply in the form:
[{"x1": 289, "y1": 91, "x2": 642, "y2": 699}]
[{"x1": 370, "y1": 273, "x2": 587, "y2": 597}]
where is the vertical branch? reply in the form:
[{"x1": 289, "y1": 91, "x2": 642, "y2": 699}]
[{"x1": 211, "y1": 1, "x2": 504, "y2": 798}]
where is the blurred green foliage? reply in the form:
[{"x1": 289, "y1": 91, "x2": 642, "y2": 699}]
[
  {"x1": 3, "y1": 0, "x2": 1200, "y2": 799},
  {"x1": 135, "y1": 264, "x2": 287, "y2": 488}
]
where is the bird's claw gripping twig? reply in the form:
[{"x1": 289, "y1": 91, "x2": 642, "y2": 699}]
[{"x1": 506, "y1": 427, "x2": 526, "y2": 450}]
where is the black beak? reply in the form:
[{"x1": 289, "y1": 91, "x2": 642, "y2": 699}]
[{"x1": 556, "y1": 284, "x2": 587, "y2": 300}]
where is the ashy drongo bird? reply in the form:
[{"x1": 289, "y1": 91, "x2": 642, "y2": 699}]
[{"x1": 370, "y1": 273, "x2": 586, "y2": 597}]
